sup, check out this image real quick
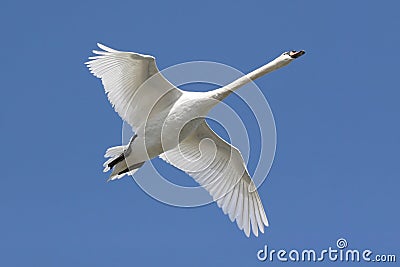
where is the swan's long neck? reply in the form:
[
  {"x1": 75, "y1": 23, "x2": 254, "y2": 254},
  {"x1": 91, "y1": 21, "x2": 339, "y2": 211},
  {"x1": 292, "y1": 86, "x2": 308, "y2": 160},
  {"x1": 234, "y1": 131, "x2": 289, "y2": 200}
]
[{"x1": 208, "y1": 56, "x2": 293, "y2": 101}]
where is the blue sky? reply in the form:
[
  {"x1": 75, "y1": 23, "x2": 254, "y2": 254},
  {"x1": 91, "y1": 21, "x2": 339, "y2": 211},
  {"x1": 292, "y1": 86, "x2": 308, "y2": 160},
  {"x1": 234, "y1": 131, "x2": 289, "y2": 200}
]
[{"x1": 1, "y1": 0, "x2": 399, "y2": 266}]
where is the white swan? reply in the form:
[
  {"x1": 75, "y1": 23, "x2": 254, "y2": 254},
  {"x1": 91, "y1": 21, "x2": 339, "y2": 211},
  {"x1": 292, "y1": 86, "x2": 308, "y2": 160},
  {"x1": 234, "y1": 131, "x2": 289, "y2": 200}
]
[{"x1": 86, "y1": 44, "x2": 304, "y2": 237}]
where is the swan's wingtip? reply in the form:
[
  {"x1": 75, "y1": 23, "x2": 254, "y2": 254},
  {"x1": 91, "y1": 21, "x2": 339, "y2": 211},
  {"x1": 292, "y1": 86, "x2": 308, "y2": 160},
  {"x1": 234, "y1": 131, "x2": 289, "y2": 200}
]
[{"x1": 96, "y1": 43, "x2": 119, "y2": 53}]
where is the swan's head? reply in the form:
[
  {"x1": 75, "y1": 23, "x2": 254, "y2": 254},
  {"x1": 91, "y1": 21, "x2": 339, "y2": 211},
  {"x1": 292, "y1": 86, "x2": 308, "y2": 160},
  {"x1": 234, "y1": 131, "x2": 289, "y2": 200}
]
[
  {"x1": 280, "y1": 50, "x2": 305, "y2": 60},
  {"x1": 274, "y1": 50, "x2": 305, "y2": 67}
]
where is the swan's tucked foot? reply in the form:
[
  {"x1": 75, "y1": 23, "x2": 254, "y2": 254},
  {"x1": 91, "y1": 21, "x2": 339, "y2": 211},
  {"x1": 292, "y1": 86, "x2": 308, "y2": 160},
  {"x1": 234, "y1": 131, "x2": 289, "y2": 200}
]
[
  {"x1": 104, "y1": 134, "x2": 137, "y2": 170},
  {"x1": 102, "y1": 134, "x2": 143, "y2": 181},
  {"x1": 107, "y1": 162, "x2": 145, "y2": 182},
  {"x1": 107, "y1": 153, "x2": 126, "y2": 170}
]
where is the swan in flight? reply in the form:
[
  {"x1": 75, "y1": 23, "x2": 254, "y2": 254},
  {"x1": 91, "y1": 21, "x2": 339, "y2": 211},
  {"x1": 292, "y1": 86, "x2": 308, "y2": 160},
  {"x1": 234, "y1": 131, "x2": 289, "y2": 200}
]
[{"x1": 86, "y1": 44, "x2": 304, "y2": 237}]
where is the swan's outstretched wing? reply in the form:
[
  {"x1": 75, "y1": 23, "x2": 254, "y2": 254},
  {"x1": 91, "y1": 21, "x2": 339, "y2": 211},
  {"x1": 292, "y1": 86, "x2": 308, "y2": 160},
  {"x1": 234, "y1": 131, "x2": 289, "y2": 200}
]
[
  {"x1": 85, "y1": 43, "x2": 182, "y2": 130},
  {"x1": 159, "y1": 121, "x2": 268, "y2": 237}
]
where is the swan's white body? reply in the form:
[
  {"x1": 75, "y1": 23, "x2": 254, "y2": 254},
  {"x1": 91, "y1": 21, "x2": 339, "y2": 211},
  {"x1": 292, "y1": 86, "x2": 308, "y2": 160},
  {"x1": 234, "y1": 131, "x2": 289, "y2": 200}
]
[{"x1": 86, "y1": 44, "x2": 304, "y2": 237}]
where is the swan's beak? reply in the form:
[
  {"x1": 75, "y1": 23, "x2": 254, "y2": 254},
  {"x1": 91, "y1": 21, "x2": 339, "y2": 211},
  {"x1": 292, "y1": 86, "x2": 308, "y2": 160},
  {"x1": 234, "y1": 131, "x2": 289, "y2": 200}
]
[{"x1": 289, "y1": 50, "x2": 305, "y2": 59}]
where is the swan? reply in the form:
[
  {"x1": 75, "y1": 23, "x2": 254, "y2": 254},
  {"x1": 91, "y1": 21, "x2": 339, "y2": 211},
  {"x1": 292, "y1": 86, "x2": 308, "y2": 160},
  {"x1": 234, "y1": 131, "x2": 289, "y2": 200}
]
[{"x1": 86, "y1": 44, "x2": 305, "y2": 237}]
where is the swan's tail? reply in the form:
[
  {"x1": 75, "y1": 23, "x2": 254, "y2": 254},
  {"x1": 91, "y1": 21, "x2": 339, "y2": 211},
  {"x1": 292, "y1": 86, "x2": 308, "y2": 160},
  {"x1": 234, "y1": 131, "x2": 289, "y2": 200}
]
[{"x1": 103, "y1": 145, "x2": 144, "y2": 181}]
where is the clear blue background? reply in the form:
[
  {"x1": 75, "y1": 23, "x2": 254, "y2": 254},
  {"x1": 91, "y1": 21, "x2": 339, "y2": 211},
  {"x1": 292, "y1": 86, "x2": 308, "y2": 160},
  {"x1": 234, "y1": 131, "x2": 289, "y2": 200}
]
[{"x1": 1, "y1": 1, "x2": 399, "y2": 266}]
